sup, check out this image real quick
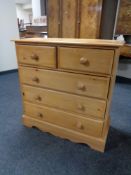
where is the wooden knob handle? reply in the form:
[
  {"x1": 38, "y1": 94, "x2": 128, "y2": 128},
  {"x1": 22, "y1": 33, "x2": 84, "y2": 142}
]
[
  {"x1": 35, "y1": 96, "x2": 42, "y2": 101},
  {"x1": 76, "y1": 121, "x2": 84, "y2": 130},
  {"x1": 77, "y1": 104, "x2": 85, "y2": 111},
  {"x1": 38, "y1": 113, "x2": 43, "y2": 118},
  {"x1": 77, "y1": 83, "x2": 86, "y2": 91},
  {"x1": 32, "y1": 77, "x2": 39, "y2": 83},
  {"x1": 127, "y1": 10, "x2": 131, "y2": 16},
  {"x1": 80, "y1": 57, "x2": 89, "y2": 65},
  {"x1": 31, "y1": 54, "x2": 39, "y2": 61}
]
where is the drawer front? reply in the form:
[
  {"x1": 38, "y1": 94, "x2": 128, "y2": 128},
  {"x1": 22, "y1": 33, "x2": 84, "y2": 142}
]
[
  {"x1": 23, "y1": 85, "x2": 106, "y2": 119},
  {"x1": 24, "y1": 102, "x2": 103, "y2": 137},
  {"x1": 58, "y1": 47, "x2": 114, "y2": 74},
  {"x1": 20, "y1": 66, "x2": 110, "y2": 99},
  {"x1": 16, "y1": 45, "x2": 56, "y2": 68},
  {"x1": 121, "y1": 45, "x2": 131, "y2": 57}
]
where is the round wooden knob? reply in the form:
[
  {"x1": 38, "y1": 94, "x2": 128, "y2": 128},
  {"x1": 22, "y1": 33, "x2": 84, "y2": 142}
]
[
  {"x1": 127, "y1": 10, "x2": 131, "y2": 16},
  {"x1": 77, "y1": 83, "x2": 86, "y2": 91},
  {"x1": 38, "y1": 113, "x2": 43, "y2": 118},
  {"x1": 35, "y1": 96, "x2": 42, "y2": 101},
  {"x1": 76, "y1": 121, "x2": 84, "y2": 130},
  {"x1": 31, "y1": 54, "x2": 39, "y2": 61},
  {"x1": 32, "y1": 77, "x2": 39, "y2": 83},
  {"x1": 77, "y1": 104, "x2": 85, "y2": 111},
  {"x1": 65, "y1": 11, "x2": 68, "y2": 15},
  {"x1": 80, "y1": 57, "x2": 89, "y2": 65}
]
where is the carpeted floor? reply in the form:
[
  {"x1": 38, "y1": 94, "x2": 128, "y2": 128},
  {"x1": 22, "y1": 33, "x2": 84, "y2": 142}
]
[{"x1": 0, "y1": 71, "x2": 131, "y2": 175}]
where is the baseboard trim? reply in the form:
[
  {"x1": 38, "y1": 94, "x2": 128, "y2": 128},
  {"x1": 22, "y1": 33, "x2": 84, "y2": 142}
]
[
  {"x1": 0, "y1": 69, "x2": 18, "y2": 75},
  {"x1": 116, "y1": 76, "x2": 131, "y2": 84}
]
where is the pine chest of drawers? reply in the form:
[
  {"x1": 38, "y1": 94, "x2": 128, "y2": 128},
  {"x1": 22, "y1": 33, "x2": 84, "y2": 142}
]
[{"x1": 14, "y1": 38, "x2": 122, "y2": 152}]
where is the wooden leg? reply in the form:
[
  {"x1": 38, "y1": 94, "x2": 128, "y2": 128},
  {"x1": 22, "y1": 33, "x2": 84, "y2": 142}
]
[
  {"x1": 89, "y1": 140, "x2": 106, "y2": 153},
  {"x1": 22, "y1": 115, "x2": 33, "y2": 128}
]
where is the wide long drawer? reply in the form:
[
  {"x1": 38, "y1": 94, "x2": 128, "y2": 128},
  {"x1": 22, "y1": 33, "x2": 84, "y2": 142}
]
[
  {"x1": 19, "y1": 66, "x2": 110, "y2": 99},
  {"x1": 24, "y1": 102, "x2": 104, "y2": 137},
  {"x1": 23, "y1": 85, "x2": 106, "y2": 119},
  {"x1": 58, "y1": 47, "x2": 114, "y2": 75},
  {"x1": 16, "y1": 45, "x2": 56, "y2": 68}
]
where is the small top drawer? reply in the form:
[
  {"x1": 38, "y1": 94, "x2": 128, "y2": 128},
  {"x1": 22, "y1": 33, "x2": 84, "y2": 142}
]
[
  {"x1": 16, "y1": 45, "x2": 56, "y2": 68},
  {"x1": 58, "y1": 47, "x2": 114, "y2": 75}
]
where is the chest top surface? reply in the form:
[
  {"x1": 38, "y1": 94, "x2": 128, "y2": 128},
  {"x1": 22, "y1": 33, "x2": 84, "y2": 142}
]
[{"x1": 14, "y1": 38, "x2": 123, "y2": 48}]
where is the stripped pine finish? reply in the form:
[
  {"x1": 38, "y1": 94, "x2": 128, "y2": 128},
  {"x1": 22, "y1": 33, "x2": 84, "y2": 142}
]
[{"x1": 14, "y1": 38, "x2": 123, "y2": 152}]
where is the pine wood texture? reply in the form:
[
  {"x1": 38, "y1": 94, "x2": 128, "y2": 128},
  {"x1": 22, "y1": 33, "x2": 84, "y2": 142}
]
[
  {"x1": 58, "y1": 47, "x2": 114, "y2": 74},
  {"x1": 120, "y1": 44, "x2": 131, "y2": 58},
  {"x1": 22, "y1": 85, "x2": 106, "y2": 119},
  {"x1": 14, "y1": 38, "x2": 123, "y2": 152},
  {"x1": 14, "y1": 38, "x2": 123, "y2": 47},
  {"x1": 24, "y1": 102, "x2": 103, "y2": 137},
  {"x1": 16, "y1": 45, "x2": 56, "y2": 68},
  {"x1": 22, "y1": 115, "x2": 109, "y2": 152},
  {"x1": 19, "y1": 66, "x2": 110, "y2": 99}
]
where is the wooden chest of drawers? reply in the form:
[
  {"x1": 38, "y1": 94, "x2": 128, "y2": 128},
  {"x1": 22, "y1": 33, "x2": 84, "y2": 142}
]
[{"x1": 14, "y1": 38, "x2": 122, "y2": 152}]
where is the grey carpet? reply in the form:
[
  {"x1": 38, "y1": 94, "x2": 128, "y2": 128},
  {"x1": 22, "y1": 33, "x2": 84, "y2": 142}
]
[{"x1": 0, "y1": 71, "x2": 131, "y2": 175}]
